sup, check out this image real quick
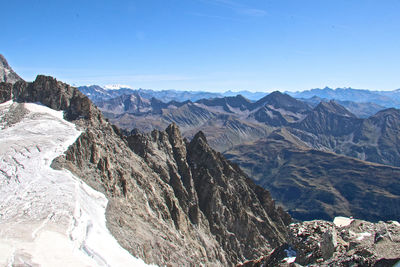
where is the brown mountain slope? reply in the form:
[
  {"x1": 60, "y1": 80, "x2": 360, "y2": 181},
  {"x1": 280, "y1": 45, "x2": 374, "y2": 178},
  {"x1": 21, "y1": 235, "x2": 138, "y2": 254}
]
[
  {"x1": 0, "y1": 75, "x2": 290, "y2": 266},
  {"x1": 225, "y1": 129, "x2": 400, "y2": 222}
]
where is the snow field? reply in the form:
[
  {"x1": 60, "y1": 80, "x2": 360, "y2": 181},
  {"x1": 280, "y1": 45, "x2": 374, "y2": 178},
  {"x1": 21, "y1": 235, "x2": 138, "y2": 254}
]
[{"x1": 0, "y1": 101, "x2": 152, "y2": 267}]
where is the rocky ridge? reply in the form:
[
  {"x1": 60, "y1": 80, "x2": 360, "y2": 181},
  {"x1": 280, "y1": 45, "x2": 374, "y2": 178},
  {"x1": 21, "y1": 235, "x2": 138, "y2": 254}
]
[
  {"x1": 0, "y1": 75, "x2": 290, "y2": 266},
  {"x1": 0, "y1": 54, "x2": 23, "y2": 84}
]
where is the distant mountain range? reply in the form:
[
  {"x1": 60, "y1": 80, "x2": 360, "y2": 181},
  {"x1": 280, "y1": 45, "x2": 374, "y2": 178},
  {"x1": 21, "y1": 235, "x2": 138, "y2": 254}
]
[
  {"x1": 79, "y1": 85, "x2": 268, "y2": 102},
  {"x1": 80, "y1": 85, "x2": 400, "y2": 106},
  {"x1": 79, "y1": 86, "x2": 400, "y2": 221},
  {"x1": 287, "y1": 86, "x2": 400, "y2": 108},
  {"x1": 89, "y1": 90, "x2": 312, "y2": 152}
]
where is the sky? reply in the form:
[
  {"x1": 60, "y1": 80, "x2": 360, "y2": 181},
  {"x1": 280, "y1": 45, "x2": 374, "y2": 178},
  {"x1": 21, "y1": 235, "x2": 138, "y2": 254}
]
[{"x1": 2, "y1": 0, "x2": 400, "y2": 92}]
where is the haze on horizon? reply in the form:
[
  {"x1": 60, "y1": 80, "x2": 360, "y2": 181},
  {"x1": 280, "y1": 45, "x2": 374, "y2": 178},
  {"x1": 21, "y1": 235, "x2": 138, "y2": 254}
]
[{"x1": 3, "y1": 0, "x2": 400, "y2": 92}]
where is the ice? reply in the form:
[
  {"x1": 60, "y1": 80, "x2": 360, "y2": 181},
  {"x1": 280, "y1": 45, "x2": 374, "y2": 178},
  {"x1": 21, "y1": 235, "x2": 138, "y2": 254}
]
[{"x1": 0, "y1": 102, "x2": 153, "y2": 267}]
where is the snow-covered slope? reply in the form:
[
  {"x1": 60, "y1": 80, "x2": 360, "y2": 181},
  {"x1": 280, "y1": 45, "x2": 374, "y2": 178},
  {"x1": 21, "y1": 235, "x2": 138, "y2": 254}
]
[{"x1": 0, "y1": 101, "x2": 151, "y2": 267}]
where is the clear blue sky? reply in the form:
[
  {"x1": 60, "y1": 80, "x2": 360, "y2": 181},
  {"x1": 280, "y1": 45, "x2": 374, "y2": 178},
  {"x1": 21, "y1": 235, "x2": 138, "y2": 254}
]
[{"x1": 2, "y1": 0, "x2": 400, "y2": 92}]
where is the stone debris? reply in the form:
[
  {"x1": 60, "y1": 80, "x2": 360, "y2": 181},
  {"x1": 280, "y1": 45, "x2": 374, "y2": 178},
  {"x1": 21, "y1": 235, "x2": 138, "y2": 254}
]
[{"x1": 239, "y1": 217, "x2": 400, "y2": 267}]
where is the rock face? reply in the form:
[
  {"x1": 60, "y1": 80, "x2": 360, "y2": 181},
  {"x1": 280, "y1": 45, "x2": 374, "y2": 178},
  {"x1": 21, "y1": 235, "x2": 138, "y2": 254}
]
[
  {"x1": 238, "y1": 218, "x2": 400, "y2": 267},
  {"x1": 0, "y1": 54, "x2": 23, "y2": 84},
  {"x1": 0, "y1": 75, "x2": 290, "y2": 266}
]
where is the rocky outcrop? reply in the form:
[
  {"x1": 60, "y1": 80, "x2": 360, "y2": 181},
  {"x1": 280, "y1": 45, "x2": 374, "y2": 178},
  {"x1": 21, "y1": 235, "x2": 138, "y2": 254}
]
[
  {"x1": 0, "y1": 54, "x2": 23, "y2": 84},
  {"x1": 0, "y1": 75, "x2": 103, "y2": 123},
  {"x1": 0, "y1": 82, "x2": 13, "y2": 103},
  {"x1": 238, "y1": 218, "x2": 400, "y2": 266},
  {"x1": 1, "y1": 74, "x2": 291, "y2": 266}
]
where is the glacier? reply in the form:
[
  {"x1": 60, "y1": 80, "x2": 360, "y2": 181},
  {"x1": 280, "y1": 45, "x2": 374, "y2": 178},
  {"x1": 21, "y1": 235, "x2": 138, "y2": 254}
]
[{"x1": 0, "y1": 101, "x2": 152, "y2": 267}]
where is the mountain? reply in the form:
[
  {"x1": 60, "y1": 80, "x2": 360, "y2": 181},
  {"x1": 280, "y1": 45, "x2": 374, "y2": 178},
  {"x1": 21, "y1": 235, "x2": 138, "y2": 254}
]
[
  {"x1": 0, "y1": 54, "x2": 23, "y2": 84},
  {"x1": 78, "y1": 85, "x2": 136, "y2": 102},
  {"x1": 95, "y1": 92, "x2": 171, "y2": 115},
  {"x1": 225, "y1": 128, "x2": 400, "y2": 222},
  {"x1": 223, "y1": 100, "x2": 400, "y2": 221},
  {"x1": 136, "y1": 88, "x2": 223, "y2": 102},
  {"x1": 196, "y1": 94, "x2": 252, "y2": 112},
  {"x1": 0, "y1": 74, "x2": 290, "y2": 266},
  {"x1": 222, "y1": 90, "x2": 267, "y2": 101},
  {"x1": 248, "y1": 91, "x2": 311, "y2": 127},
  {"x1": 295, "y1": 100, "x2": 361, "y2": 136},
  {"x1": 251, "y1": 91, "x2": 311, "y2": 112},
  {"x1": 350, "y1": 108, "x2": 400, "y2": 166},
  {"x1": 288, "y1": 87, "x2": 400, "y2": 108},
  {"x1": 301, "y1": 96, "x2": 386, "y2": 118},
  {"x1": 286, "y1": 101, "x2": 400, "y2": 167}
]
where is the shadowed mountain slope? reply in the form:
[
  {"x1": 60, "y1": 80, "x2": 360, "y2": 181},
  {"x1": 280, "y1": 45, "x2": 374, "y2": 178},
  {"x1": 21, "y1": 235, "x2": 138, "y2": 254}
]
[{"x1": 225, "y1": 129, "x2": 400, "y2": 222}]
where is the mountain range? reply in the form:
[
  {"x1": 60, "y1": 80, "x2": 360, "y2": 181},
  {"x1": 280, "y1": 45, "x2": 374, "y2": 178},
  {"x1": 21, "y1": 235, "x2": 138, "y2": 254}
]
[
  {"x1": 1, "y1": 54, "x2": 400, "y2": 266},
  {"x1": 287, "y1": 86, "x2": 400, "y2": 108},
  {"x1": 83, "y1": 86, "x2": 400, "y2": 222},
  {"x1": 79, "y1": 85, "x2": 268, "y2": 102}
]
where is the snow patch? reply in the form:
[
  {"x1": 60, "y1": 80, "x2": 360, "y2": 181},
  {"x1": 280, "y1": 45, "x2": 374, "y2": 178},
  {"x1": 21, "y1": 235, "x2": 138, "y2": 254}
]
[
  {"x1": 333, "y1": 216, "x2": 354, "y2": 227},
  {"x1": 0, "y1": 102, "x2": 153, "y2": 267},
  {"x1": 283, "y1": 246, "x2": 296, "y2": 263}
]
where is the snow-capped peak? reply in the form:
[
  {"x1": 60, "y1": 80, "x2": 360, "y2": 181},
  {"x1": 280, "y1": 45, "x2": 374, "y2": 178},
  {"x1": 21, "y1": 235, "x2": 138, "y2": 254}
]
[{"x1": 104, "y1": 84, "x2": 133, "y2": 90}]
